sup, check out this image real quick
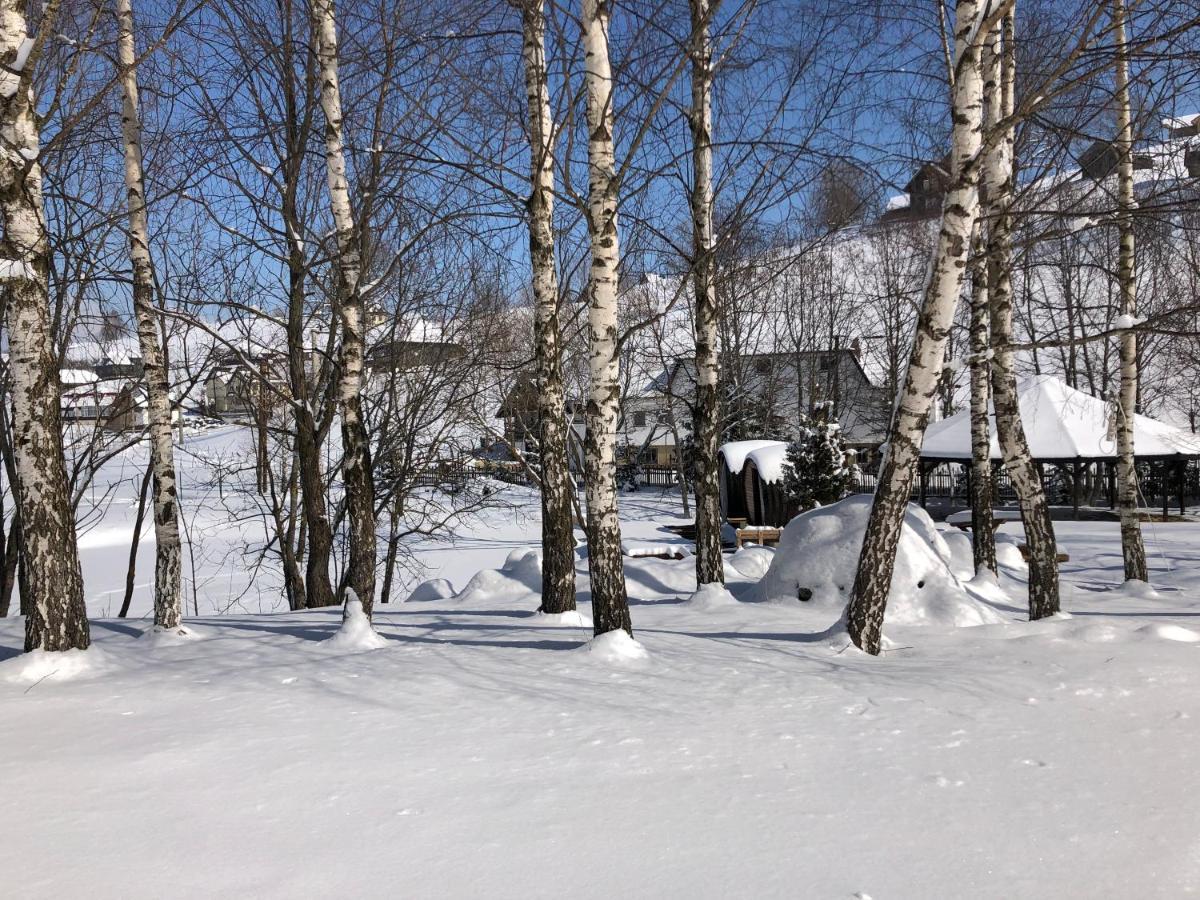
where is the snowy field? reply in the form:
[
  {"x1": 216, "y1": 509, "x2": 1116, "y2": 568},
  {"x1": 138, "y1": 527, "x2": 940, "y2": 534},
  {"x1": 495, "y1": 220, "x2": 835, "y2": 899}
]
[{"x1": 3, "y1": 428, "x2": 1200, "y2": 898}]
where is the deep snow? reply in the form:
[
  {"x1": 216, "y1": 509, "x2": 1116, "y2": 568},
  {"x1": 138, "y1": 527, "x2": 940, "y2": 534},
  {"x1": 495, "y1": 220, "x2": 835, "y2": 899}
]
[{"x1": 2, "y1": 427, "x2": 1200, "y2": 898}]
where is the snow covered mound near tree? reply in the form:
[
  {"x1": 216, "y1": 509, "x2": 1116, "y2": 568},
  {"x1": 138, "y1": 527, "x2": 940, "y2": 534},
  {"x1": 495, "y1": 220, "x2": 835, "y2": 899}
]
[
  {"x1": 757, "y1": 495, "x2": 1006, "y2": 627},
  {"x1": 406, "y1": 578, "x2": 456, "y2": 603},
  {"x1": 324, "y1": 592, "x2": 388, "y2": 651},
  {"x1": 453, "y1": 548, "x2": 542, "y2": 607},
  {"x1": 579, "y1": 629, "x2": 649, "y2": 665}
]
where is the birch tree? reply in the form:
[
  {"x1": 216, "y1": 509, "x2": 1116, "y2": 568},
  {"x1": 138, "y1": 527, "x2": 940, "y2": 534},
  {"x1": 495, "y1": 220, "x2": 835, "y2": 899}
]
[
  {"x1": 689, "y1": 0, "x2": 723, "y2": 588},
  {"x1": 310, "y1": 0, "x2": 377, "y2": 614},
  {"x1": 581, "y1": 0, "x2": 631, "y2": 636},
  {"x1": 0, "y1": 0, "x2": 90, "y2": 652},
  {"x1": 986, "y1": 8, "x2": 1059, "y2": 620},
  {"x1": 1111, "y1": 0, "x2": 1148, "y2": 583},
  {"x1": 968, "y1": 225, "x2": 997, "y2": 577},
  {"x1": 115, "y1": 0, "x2": 184, "y2": 632},
  {"x1": 511, "y1": 0, "x2": 577, "y2": 616},
  {"x1": 845, "y1": 0, "x2": 990, "y2": 656}
]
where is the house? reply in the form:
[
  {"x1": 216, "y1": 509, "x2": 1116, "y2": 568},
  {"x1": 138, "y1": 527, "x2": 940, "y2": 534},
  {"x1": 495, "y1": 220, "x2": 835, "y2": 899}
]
[{"x1": 60, "y1": 370, "x2": 181, "y2": 433}]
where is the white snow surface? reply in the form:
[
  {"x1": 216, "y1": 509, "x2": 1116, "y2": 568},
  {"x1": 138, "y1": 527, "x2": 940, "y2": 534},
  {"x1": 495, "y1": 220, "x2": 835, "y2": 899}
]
[
  {"x1": 4, "y1": 429, "x2": 1200, "y2": 896},
  {"x1": 323, "y1": 590, "x2": 388, "y2": 651},
  {"x1": 922, "y1": 374, "x2": 1200, "y2": 460},
  {"x1": 758, "y1": 495, "x2": 1006, "y2": 627},
  {"x1": 718, "y1": 439, "x2": 787, "y2": 475}
]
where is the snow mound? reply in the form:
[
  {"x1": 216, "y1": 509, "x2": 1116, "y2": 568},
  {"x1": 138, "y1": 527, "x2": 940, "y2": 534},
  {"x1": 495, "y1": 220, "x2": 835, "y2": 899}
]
[
  {"x1": 454, "y1": 549, "x2": 542, "y2": 607},
  {"x1": 580, "y1": 629, "x2": 649, "y2": 665},
  {"x1": 939, "y1": 529, "x2": 975, "y2": 578},
  {"x1": 0, "y1": 647, "x2": 112, "y2": 685},
  {"x1": 533, "y1": 609, "x2": 593, "y2": 628},
  {"x1": 726, "y1": 545, "x2": 775, "y2": 580},
  {"x1": 324, "y1": 591, "x2": 388, "y2": 651},
  {"x1": 407, "y1": 578, "x2": 456, "y2": 603},
  {"x1": 1139, "y1": 623, "x2": 1200, "y2": 643},
  {"x1": 686, "y1": 583, "x2": 739, "y2": 609},
  {"x1": 995, "y1": 535, "x2": 1028, "y2": 570},
  {"x1": 757, "y1": 495, "x2": 1005, "y2": 627},
  {"x1": 1110, "y1": 579, "x2": 1160, "y2": 599},
  {"x1": 140, "y1": 623, "x2": 204, "y2": 645}
]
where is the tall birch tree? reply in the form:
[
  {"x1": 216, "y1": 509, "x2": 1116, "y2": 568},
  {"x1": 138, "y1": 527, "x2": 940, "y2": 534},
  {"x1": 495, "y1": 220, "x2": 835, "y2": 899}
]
[
  {"x1": 0, "y1": 0, "x2": 90, "y2": 652},
  {"x1": 511, "y1": 0, "x2": 577, "y2": 615},
  {"x1": 310, "y1": 0, "x2": 377, "y2": 614},
  {"x1": 845, "y1": 0, "x2": 990, "y2": 656},
  {"x1": 581, "y1": 0, "x2": 632, "y2": 636},
  {"x1": 986, "y1": 7, "x2": 1059, "y2": 620},
  {"x1": 115, "y1": 0, "x2": 184, "y2": 632},
  {"x1": 689, "y1": 0, "x2": 723, "y2": 588},
  {"x1": 1111, "y1": 0, "x2": 1148, "y2": 583}
]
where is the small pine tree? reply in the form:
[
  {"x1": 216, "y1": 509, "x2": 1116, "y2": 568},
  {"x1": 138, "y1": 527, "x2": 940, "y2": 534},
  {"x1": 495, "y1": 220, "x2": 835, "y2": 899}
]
[{"x1": 782, "y1": 402, "x2": 857, "y2": 511}]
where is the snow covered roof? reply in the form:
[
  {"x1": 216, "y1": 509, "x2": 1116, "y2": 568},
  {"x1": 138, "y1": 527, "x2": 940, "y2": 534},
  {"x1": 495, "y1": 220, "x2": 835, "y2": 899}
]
[
  {"x1": 719, "y1": 440, "x2": 787, "y2": 475},
  {"x1": 921, "y1": 375, "x2": 1200, "y2": 461},
  {"x1": 60, "y1": 368, "x2": 99, "y2": 386},
  {"x1": 745, "y1": 443, "x2": 789, "y2": 483}
]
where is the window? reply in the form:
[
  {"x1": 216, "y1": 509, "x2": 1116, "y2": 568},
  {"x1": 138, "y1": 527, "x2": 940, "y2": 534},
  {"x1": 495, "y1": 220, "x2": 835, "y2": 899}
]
[{"x1": 633, "y1": 411, "x2": 647, "y2": 428}]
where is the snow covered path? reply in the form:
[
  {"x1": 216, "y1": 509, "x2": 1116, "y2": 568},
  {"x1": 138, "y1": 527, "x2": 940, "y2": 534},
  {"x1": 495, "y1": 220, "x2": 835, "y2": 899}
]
[{"x1": 3, "y1": 525, "x2": 1200, "y2": 898}]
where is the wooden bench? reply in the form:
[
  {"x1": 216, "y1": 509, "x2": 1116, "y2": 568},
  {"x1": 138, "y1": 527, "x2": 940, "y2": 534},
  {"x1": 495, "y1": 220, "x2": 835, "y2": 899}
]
[
  {"x1": 1018, "y1": 543, "x2": 1070, "y2": 564},
  {"x1": 945, "y1": 509, "x2": 1022, "y2": 533},
  {"x1": 735, "y1": 527, "x2": 781, "y2": 549}
]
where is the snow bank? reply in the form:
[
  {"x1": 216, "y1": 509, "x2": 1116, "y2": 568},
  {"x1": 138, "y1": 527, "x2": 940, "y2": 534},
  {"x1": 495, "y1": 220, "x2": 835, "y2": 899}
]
[
  {"x1": 579, "y1": 629, "x2": 649, "y2": 665},
  {"x1": 407, "y1": 578, "x2": 456, "y2": 603},
  {"x1": 453, "y1": 548, "x2": 542, "y2": 607},
  {"x1": 324, "y1": 591, "x2": 388, "y2": 651},
  {"x1": 726, "y1": 545, "x2": 775, "y2": 580},
  {"x1": 757, "y1": 496, "x2": 1005, "y2": 627},
  {"x1": 0, "y1": 647, "x2": 112, "y2": 685}
]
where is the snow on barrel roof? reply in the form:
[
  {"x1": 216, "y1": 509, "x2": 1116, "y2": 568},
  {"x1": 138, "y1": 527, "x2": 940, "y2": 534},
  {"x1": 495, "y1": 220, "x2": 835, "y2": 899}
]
[
  {"x1": 745, "y1": 443, "x2": 790, "y2": 483},
  {"x1": 719, "y1": 440, "x2": 787, "y2": 475},
  {"x1": 922, "y1": 375, "x2": 1200, "y2": 461}
]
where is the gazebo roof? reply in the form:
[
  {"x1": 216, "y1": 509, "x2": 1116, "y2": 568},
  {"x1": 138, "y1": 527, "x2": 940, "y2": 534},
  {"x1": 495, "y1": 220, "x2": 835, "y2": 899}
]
[{"x1": 921, "y1": 375, "x2": 1200, "y2": 462}]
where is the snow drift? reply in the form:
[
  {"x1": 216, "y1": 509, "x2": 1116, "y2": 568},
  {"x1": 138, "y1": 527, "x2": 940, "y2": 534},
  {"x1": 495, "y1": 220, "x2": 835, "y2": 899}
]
[
  {"x1": 452, "y1": 548, "x2": 542, "y2": 607},
  {"x1": 757, "y1": 495, "x2": 1005, "y2": 627}
]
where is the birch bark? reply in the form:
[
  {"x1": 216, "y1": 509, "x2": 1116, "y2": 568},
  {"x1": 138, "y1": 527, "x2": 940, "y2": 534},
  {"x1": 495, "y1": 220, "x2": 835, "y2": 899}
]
[
  {"x1": 689, "y1": 0, "x2": 723, "y2": 588},
  {"x1": 1, "y1": 0, "x2": 90, "y2": 651},
  {"x1": 845, "y1": 0, "x2": 985, "y2": 655},
  {"x1": 987, "y1": 8, "x2": 1060, "y2": 619},
  {"x1": 581, "y1": 0, "x2": 632, "y2": 635},
  {"x1": 311, "y1": 0, "x2": 377, "y2": 614},
  {"x1": 512, "y1": 0, "x2": 577, "y2": 614},
  {"x1": 1112, "y1": 0, "x2": 1148, "y2": 582},
  {"x1": 968, "y1": 226, "x2": 997, "y2": 577},
  {"x1": 116, "y1": 0, "x2": 184, "y2": 631}
]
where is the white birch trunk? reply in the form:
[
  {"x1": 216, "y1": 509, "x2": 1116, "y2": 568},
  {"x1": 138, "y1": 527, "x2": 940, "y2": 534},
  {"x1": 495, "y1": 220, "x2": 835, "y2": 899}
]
[
  {"x1": 845, "y1": 0, "x2": 986, "y2": 655},
  {"x1": 513, "y1": 0, "x2": 577, "y2": 615},
  {"x1": 1112, "y1": 0, "x2": 1148, "y2": 582},
  {"x1": 689, "y1": 0, "x2": 723, "y2": 587},
  {"x1": 581, "y1": 0, "x2": 631, "y2": 635},
  {"x1": 986, "y1": 8, "x2": 1060, "y2": 620},
  {"x1": 968, "y1": 224, "x2": 996, "y2": 576},
  {"x1": 115, "y1": 0, "x2": 183, "y2": 632},
  {"x1": 311, "y1": 0, "x2": 377, "y2": 614},
  {"x1": 1, "y1": 0, "x2": 90, "y2": 651}
]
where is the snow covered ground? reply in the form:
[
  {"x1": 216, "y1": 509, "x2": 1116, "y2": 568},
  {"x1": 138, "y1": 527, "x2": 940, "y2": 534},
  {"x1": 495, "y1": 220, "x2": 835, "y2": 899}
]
[{"x1": 3, "y1": 428, "x2": 1200, "y2": 897}]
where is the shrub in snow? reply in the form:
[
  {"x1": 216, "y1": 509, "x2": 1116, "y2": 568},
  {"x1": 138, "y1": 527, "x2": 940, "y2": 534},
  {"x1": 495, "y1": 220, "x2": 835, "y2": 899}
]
[
  {"x1": 324, "y1": 590, "x2": 388, "y2": 651},
  {"x1": 782, "y1": 402, "x2": 857, "y2": 512},
  {"x1": 757, "y1": 495, "x2": 1005, "y2": 627},
  {"x1": 407, "y1": 578, "x2": 456, "y2": 603}
]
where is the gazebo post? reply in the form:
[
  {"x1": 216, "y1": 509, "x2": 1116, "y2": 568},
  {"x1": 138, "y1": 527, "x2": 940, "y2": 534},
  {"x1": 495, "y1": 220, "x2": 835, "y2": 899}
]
[
  {"x1": 1162, "y1": 461, "x2": 1169, "y2": 522},
  {"x1": 1179, "y1": 459, "x2": 1187, "y2": 516},
  {"x1": 1107, "y1": 461, "x2": 1116, "y2": 509},
  {"x1": 919, "y1": 461, "x2": 928, "y2": 510},
  {"x1": 1072, "y1": 457, "x2": 1081, "y2": 520},
  {"x1": 963, "y1": 461, "x2": 971, "y2": 510}
]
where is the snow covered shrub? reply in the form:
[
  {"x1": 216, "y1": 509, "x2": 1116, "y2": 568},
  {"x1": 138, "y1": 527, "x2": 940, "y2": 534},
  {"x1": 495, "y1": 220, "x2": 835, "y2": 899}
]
[
  {"x1": 781, "y1": 402, "x2": 857, "y2": 511},
  {"x1": 758, "y1": 496, "x2": 1004, "y2": 627}
]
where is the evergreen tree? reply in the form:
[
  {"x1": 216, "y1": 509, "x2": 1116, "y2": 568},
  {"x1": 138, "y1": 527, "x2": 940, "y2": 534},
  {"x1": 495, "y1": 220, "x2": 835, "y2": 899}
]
[{"x1": 782, "y1": 402, "x2": 856, "y2": 511}]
